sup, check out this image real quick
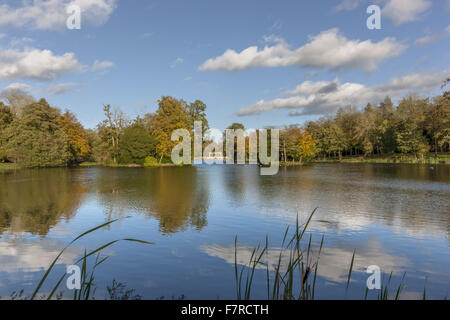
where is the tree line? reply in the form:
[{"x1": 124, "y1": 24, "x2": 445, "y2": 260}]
[
  {"x1": 0, "y1": 91, "x2": 209, "y2": 167},
  {"x1": 225, "y1": 89, "x2": 449, "y2": 164},
  {"x1": 303, "y1": 91, "x2": 449, "y2": 162},
  {"x1": 0, "y1": 86, "x2": 448, "y2": 168}
]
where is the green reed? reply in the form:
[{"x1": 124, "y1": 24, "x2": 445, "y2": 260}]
[
  {"x1": 31, "y1": 219, "x2": 152, "y2": 300},
  {"x1": 234, "y1": 209, "x2": 424, "y2": 300}
]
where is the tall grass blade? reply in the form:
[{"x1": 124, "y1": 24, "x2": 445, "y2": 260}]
[{"x1": 346, "y1": 249, "x2": 356, "y2": 294}]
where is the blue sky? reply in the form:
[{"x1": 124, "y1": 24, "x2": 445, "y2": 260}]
[{"x1": 0, "y1": 0, "x2": 449, "y2": 130}]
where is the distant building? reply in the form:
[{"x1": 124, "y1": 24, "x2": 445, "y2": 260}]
[{"x1": 195, "y1": 152, "x2": 230, "y2": 162}]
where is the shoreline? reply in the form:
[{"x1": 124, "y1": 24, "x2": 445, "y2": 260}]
[
  {"x1": 2, "y1": 154, "x2": 449, "y2": 171},
  {"x1": 310, "y1": 154, "x2": 450, "y2": 165}
]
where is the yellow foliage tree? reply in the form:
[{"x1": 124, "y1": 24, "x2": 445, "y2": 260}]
[
  {"x1": 297, "y1": 131, "x2": 317, "y2": 163},
  {"x1": 149, "y1": 97, "x2": 192, "y2": 163},
  {"x1": 58, "y1": 111, "x2": 91, "y2": 161}
]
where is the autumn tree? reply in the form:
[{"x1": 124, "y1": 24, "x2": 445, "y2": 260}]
[
  {"x1": 58, "y1": 111, "x2": 91, "y2": 163},
  {"x1": 297, "y1": 131, "x2": 317, "y2": 163},
  {"x1": 149, "y1": 96, "x2": 192, "y2": 163},
  {"x1": 280, "y1": 126, "x2": 302, "y2": 162}
]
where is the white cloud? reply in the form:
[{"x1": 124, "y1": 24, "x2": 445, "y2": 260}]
[
  {"x1": 285, "y1": 80, "x2": 340, "y2": 96},
  {"x1": 0, "y1": 0, "x2": 117, "y2": 31},
  {"x1": 0, "y1": 47, "x2": 81, "y2": 80},
  {"x1": 335, "y1": 0, "x2": 432, "y2": 25},
  {"x1": 2, "y1": 82, "x2": 32, "y2": 92},
  {"x1": 202, "y1": 241, "x2": 410, "y2": 285},
  {"x1": 8, "y1": 37, "x2": 35, "y2": 48},
  {"x1": 269, "y1": 20, "x2": 282, "y2": 31},
  {"x1": 0, "y1": 239, "x2": 79, "y2": 273},
  {"x1": 141, "y1": 32, "x2": 154, "y2": 38},
  {"x1": 170, "y1": 57, "x2": 184, "y2": 69},
  {"x1": 382, "y1": 0, "x2": 431, "y2": 25},
  {"x1": 237, "y1": 69, "x2": 450, "y2": 116},
  {"x1": 199, "y1": 29, "x2": 406, "y2": 73},
  {"x1": 335, "y1": 0, "x2": 362, "y2": 11},
  {"x1": 0, "y1": 82, "x2": 33, "y2": 99},
  {"x1": 92, "y1": 59, "x2": 115, "y2": 71},
  {"x1": 261, "y1": 34, "x2": 285, "y2": 44},
  {"x1": 41, "y1": 82, "x2": 78, "y2": 95},
  {"x1": 415, "y1": 25, "x2": 450, "y2": 46}
]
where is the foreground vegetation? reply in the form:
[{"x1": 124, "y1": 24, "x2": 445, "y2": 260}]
[
  {"x1": 0, "y1": 81, "x2": 448, "y2": 168},
  {"x1": 4, "y1": 219, "x2": 152, "y2": 300},
  {"x1": 3, "y1": 211, "x2": 443, "y2": 300},
  {"x1": 234, "y1": 210, "x2": 438, "y2": 300}
]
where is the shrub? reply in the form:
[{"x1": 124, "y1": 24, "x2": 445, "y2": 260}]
[{"x1": 143, "y1": 156, "x2": 159, "y2": 167}]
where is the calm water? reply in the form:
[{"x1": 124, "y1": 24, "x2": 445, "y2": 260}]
[{"x1": 0, "y1": 164, "x2": 449, "y2": 299}]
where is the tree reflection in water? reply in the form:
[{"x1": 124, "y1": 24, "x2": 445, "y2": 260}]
[
  {"x1": 0, "y1": 169, "x2": 87, "y2": 235},
  {"x1": 93, "y1": 167, "x2": 210, "y2": 234}
]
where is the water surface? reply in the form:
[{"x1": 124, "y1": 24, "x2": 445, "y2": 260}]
[{"x1": 0, "y1": 164, "x2": 449, "y2": 299}]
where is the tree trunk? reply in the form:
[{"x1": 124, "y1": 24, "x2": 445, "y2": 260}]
[{"x1": 435, "y1": 138, "x2": 438, "y2": 158}]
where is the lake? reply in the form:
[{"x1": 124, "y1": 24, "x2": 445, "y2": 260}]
[{"x1": 0, "y1": 164, "x2": 449, "y2": 299}]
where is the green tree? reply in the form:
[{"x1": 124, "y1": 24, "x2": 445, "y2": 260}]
[
  {"x1": 394, "y1": 97, "x2": 429, "y2": 159},
  {"x1": 187, "y1": 100, "x2": 209, "y2": 133},
  {"x1": 425, "y1": 92, "x2": 450, "y2": 155},
  {"x1": 335, "y1": 106, "x2": 359, "y2": 156},
  {"x1": 96, "y1": 105, "x2": 128, "y2": 164},
  {"x1": 224, "y1": 123, "x2": 245, "y2": 161},
  {"x1": 119, "y1": 123, "x2": 157, "y2": 164},
  {"x1": 395, "y1": 117, "x2": 429, "y2": 159},
  {"x1": 5, "y1": 99, "x2": 71, "y2": 167},
  {"x1": 0, "y1": 103, "x2": 14, "y2": 161},
  {"x1": 280, "y1": 126, "x2": 302, "y2": 162}
]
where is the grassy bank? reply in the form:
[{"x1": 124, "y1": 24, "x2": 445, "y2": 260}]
[
  {"x1": 79, "y1": 162, "x2": 180, "y2": 168},
  {"x1": 307, "y1": 153, "x2": 450, "y2": 165},
  {"x1": 0, "y1": 163, "x2": 20, "y2": 171},
  {"x1": 5, "y1": 153, "x2": 449, "y2": 171},
  {"x1": 0, "y1": 161, "x2": 180, "y2": 171},
  {"x1": 79, "y1": 162, "x2": 144, "y2": 168}
]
